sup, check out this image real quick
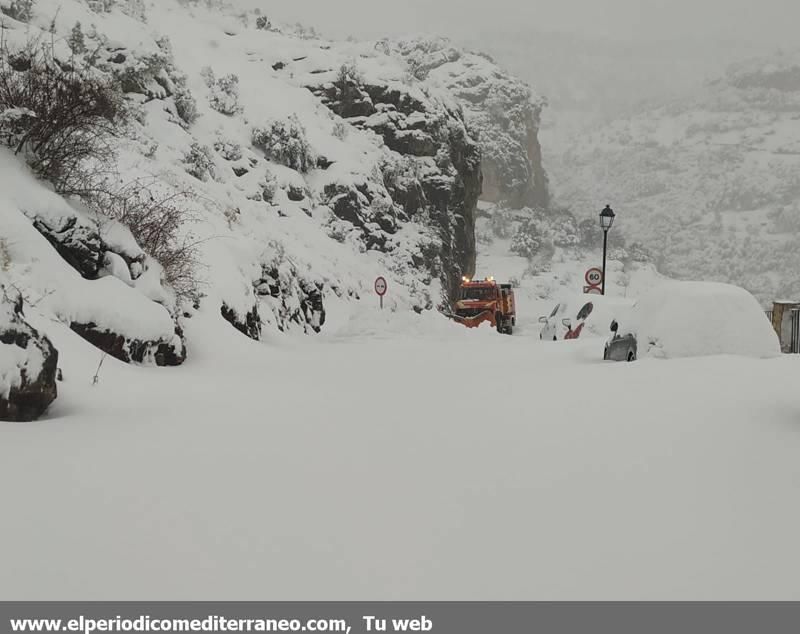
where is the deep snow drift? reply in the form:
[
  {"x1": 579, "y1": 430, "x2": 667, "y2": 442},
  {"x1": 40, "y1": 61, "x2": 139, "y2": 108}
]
[{"x1": 628, "y1": 281, "x2": 781, "y2": 359}]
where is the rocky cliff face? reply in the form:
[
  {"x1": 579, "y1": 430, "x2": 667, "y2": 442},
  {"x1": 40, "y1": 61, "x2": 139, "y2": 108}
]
[
  {"x1": 304, "y1": 63, "x2": 481, "y2": 301},
  {"x1": 388, "y1": 38, "x2": 549, "y2": 210}
]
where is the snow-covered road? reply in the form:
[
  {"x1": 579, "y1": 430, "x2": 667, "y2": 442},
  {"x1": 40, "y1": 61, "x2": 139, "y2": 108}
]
[{"x1": 2, "y1": 306, "x2": 800, "y2": 600}]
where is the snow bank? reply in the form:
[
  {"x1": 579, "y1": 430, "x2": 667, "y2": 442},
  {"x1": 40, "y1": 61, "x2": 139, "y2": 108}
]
[
  {"x1": 0, "y1": 151, "x2": 179, "y2": 345},
  {"x1": 631, "y1": 281, "x2": 780, "y2": 359}
]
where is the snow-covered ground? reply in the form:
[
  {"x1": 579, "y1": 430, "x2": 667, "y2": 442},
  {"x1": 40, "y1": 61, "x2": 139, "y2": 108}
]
[
  {"x1": 2, "y1": 0, "x2": 799, "y2": 602},
  {"x1": 2, "y1": 248, "x2": 800, "y2": 600}
]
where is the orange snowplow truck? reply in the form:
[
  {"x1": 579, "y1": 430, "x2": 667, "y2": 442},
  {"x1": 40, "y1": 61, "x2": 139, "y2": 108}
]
[{"x1": 451, "y1": 277, "x2": 516, "y2": 334}]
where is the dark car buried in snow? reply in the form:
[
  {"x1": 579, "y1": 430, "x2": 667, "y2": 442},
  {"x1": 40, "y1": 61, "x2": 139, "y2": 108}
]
[{"x1": 604, "y1": 320, "x2": 637, "y2": 362}]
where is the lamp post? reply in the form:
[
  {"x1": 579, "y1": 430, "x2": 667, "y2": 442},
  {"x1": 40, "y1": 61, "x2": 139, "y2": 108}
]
[{"x1": 599, "y1": 204, "x2": 616, "y2": 295}]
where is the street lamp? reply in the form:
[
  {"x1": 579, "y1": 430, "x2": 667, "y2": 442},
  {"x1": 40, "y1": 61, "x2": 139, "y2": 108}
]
[{"x1": 599, "y1": 204, "x2": 615, "y2": 295}]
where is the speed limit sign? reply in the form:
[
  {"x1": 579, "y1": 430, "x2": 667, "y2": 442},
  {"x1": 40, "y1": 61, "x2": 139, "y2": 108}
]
[
  {"x1": 585, "y1": 267, "x2": 603, "y2": 286},
  {"x1": 374, "y1": 276, "x2": 387, "y2": 309}
]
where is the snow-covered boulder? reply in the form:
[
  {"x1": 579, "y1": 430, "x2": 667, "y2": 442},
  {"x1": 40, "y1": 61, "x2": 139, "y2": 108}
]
[
  {"x1": 629, "y1": 281, "x2": 780, "y2": 359},
  {"x1": 0, "y1": 288, "x2": 58, "y2": 422},
  {"x1": 0, "y1": 150, "x2": 186, "y2": 366}
]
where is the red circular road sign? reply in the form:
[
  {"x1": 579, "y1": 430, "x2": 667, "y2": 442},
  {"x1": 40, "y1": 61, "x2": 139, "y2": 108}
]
[
  {"x1": 374, "y1": 276, "x2": 387, "y2": 296},
  {"x1": 585, "y1": 267, "x2": 603, "y2": 286}
]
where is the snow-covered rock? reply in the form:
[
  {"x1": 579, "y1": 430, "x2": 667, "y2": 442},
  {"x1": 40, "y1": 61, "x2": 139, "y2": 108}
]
[
  {"x1": 0, "y1": 150, "x2": 186, "y2": 366},
  {"x1": 0, "y1": 287, "x2": 58, "y2": 422}
]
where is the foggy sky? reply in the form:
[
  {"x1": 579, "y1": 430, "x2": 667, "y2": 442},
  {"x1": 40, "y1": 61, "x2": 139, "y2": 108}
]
[{"x1": 251, "y1": 0, "x2": 800, "y2": 46}]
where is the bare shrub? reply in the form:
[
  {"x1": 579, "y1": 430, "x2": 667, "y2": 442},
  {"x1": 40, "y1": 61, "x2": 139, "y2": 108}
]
[
  {"x1": 0, "y1": 37, "x2": 126, "y2": 193},
  {"x1": 68, "y1": 22, "x2": 86, "y2": 55},
  {"x1": 85, "y1": 180, "x2": 203, "y2": 305}
]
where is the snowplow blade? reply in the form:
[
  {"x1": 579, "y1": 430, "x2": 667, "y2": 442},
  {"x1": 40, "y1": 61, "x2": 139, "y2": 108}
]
[{"x1": 449, "y1": 310, "x2": 495, "y2": 329}]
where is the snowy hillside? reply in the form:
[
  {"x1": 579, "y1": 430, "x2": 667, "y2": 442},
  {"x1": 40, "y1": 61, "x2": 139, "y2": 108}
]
[
  {"x1": 548, "y1": 50, "x2": 800, "y2": 305},
  {"x1": 0, "y1": 0, "x2": 554, "y2": 377}
]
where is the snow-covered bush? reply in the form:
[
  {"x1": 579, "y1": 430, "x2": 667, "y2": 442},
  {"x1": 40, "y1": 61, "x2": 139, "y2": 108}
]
[
  {"x1": 1, "y1": 0, "x2": 35, "y2": 22},
  {"x1": 85, "y1": 180, "x2": 201, "y2": 305},
  {"x1": 578, "y1": 218, "x2": 604, "y2": 248},
  {"x1": 257, "y1": 169, "x2": 277, "y2": 202},
  {"x1": 202, "y1": 67, "x2": 242, "y2": 116},
  {"x1": 255, "y1": 15, "x2": 271, "y2": 31},
  {"x1": 332, "y1": 121, "x2": 348, "y2": 140},
  {"x1": 625, "y1": 242, "x2": 652, "y2": 263},
  {"x1": 510, "y1": 214, "x2": 551, "y2": 260},
  {"x1": 336, "y1": 60, "x2": 362, "y2": 87},
  {"x1": 489, "y1": 207, "x2": 514, "y2": 239},
  {"x1": 252, "y1": 116, "x2": 314, "y2": 172},
  {"x1": 87, "y1": 0, "x2": 145, "y2": 20},
  {"x1": 173, "y1": 86, "x2": 198, "y2": 126},
  {"x1": 0, "y1": 238, "x2": 11, "y2": 271},
  {"x1": 87, "y1": 0, "x2": 114, "y2": 12},
  {"x1": 334, "y1": 60, "x2": 364, "y2": 111},
  {"x1": 0, "y1": 39, "x2": 125, "y2": 192},
  {"x1": 224, "y1": 205, "x2": 240, "y2": 228},
  {"x1": 213, "y1": 137, "x2": 242, "y2": 161},
  {"x1": 183, "y1": 142, "x2": 215, "y2": 181},
  {"x1": 549, "y1": 210, "x2": 579, "y2": 247}
]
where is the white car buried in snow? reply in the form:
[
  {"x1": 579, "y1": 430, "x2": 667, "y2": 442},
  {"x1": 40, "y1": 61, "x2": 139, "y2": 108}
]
[
  {"x1": 539, "y1": 293, "x2": 634, "y2": 341},
  {"x1": 604, "y1": 281, "x2": 781, "y2": 360}
]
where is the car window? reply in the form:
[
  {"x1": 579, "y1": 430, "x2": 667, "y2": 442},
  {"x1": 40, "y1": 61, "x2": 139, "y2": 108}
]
[{"x1": 549, "y1": 303, "x2": 560, "y2": 318}]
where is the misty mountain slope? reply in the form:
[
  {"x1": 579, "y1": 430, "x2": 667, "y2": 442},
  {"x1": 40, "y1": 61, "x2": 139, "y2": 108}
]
[
  {"x1": 0, "y1": 0, "x2": 548, "y2": 374},
  {"x1": 548, "y1": 52, "x2": 800, "y2": 304}
]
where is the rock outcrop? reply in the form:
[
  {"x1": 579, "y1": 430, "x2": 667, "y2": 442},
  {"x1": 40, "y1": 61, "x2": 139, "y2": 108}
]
[
  {"x1": 221, "y1": 302, "x2": 262, "y2": 341},
  {"x1": 307, "y1": 69, "x2": 481, "y2": 301},
  {"x1": 69, "y1": 322, "x2": 185, "y2": 366},
  {"x1": 21, "y1": 206, "x2": 187, "y2": 366},
  {"x1": 254, "y1": 256, "x2": 326, "y2": 333},
  {"x1": 390, "y1": 38, "x2": 549, "y2": 210},
  {"x1": 0, "y1": 288, "x2": 58, "y2": 422}
]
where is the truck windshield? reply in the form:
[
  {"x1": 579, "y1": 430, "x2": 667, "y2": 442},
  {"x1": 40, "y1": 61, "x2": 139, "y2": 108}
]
[{"x1": 462, "y1": 287, "x2": 494, "y2": 300}]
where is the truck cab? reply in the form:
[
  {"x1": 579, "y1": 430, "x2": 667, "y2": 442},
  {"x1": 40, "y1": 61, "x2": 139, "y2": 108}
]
[{"x1": 453, "y1": 277, "x2": 516, "y2": 334}]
